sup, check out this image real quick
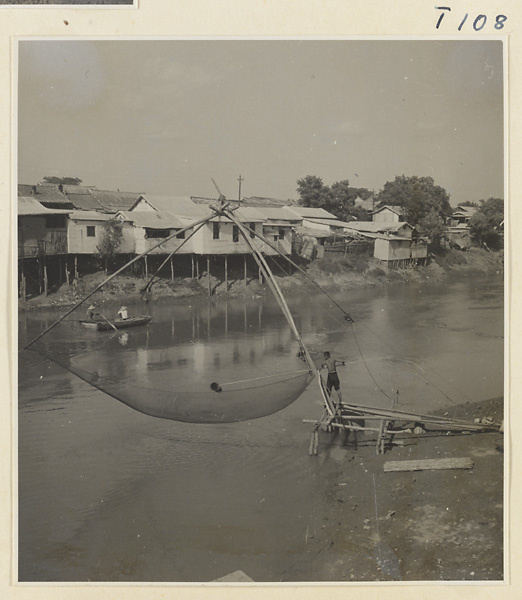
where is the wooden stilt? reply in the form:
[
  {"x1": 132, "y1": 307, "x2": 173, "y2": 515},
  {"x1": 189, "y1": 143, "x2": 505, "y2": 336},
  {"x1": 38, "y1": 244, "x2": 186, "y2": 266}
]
[
  {"x1": 144, "y1": 255, "x2": 148, "y2": 278},
  {"x1": 170, "y1": 256, "x2": 174, "y2": 282},
  {"x1": 244, "y1": 254, "x2": 247, "y2": 286},
  {"x1": 20, "y1": 271, "x2": 26, "y2": 301},
  {"x1": 191, "y1": 254, "x2": 195, "y2": 279},
  {"x1": 224, "y1": 255, "x2": 228, "y2": 293},
  {"x1": 196, "y1": 256, "x2": 200, "y2": 279},
  {"x1": 65, "y1": 257, "x2": 70, "y2": 285},
  {"x1": 258, "y1": 265, "x2": 262, "y2": 284},
  {"x1": 44, "y1": 264, "x2": 48, "y2": 296},
  {"x1": 74, "y1": 255, "x2": 79, "y2": 280},
  {"x1": 207, "y1": 256, "x2": 211, "y2": 296}
]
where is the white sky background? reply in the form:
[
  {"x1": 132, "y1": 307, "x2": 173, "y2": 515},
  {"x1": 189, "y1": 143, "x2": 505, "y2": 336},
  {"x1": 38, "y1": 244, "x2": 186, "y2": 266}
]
[{"x1": 18, "y1": 39, "x2": 503, "y2": 205}]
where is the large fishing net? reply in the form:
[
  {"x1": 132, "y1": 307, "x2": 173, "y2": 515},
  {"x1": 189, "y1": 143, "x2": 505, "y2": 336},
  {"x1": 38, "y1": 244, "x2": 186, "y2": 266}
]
[{"x1": 25, "y1": 307, "x2": 314, "y2": 424}]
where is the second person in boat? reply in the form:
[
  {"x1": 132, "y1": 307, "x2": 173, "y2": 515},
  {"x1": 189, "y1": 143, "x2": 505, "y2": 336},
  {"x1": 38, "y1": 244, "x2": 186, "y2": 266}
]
[{"x1": 117, "y1": 305, "x2": 129, "y2": 321}]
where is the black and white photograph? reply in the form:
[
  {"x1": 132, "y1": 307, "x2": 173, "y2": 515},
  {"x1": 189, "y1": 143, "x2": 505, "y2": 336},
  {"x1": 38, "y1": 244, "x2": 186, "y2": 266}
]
[{"x1": 17, "y1": 39, "x2": 505, "y2": 583}]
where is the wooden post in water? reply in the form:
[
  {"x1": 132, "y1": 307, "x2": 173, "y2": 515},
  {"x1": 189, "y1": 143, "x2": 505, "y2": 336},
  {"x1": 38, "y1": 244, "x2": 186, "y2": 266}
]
[
  {"x1": 43, "y1": 264, "x2": 48, "y2": 296},
  {"x1": 207, "y1": 255, "x2": 211, "y2": 296},
  {"x1": 224, "y1": 255, "x2": 228, "y2": 293},
  {"x1": 170, "y1": 256, "x2": 175, "y2": 282}
]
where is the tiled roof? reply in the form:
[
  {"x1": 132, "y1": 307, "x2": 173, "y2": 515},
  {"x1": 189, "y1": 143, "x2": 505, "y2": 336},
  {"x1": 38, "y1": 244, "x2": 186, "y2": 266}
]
[
  {"x1": 372, "y1": 205, "x2": 404, "y2": 216},
  {"x1": 241, "y1": 196, "x2": 291, "y2": 207},
  {"x1": 18, "y1": 197, "x2": 71, "y2": 216},
  {"x1": 250, "y1": 206, "x2": 301, "y2": 222},
  {"x1": 344, "y1": 221, "x2": 413, "y2": 233},
  {"x1": 66, "y1": 192, "x2": 104, "y2": 211},
  {"x1": 286, "y1": 206, "x2": 338, "y2": 220},
  {"x1": 33, "y1": 184, "x2": 69, "y2": 204},
  {"x1": 90, "y1": 190, "x2": 142, "y2": 212},
  {"x1": 69, "y1": 210, "x2": 119, "y2": 222},
  {"x1": 139, "y1": 196, "x2": 208, "y2": 220},
  {"x1": 119, "y1": 210, "x2": 184, "y2": 229},
  {"x1": 18, "y1": 184, "x2": 35, "y2": 197}
]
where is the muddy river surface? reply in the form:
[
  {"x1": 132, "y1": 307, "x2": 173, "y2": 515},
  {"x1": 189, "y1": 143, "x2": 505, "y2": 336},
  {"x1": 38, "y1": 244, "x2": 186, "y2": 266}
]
[{"x1": 18, "y1": 274, "x2": 504, "y2": 582}]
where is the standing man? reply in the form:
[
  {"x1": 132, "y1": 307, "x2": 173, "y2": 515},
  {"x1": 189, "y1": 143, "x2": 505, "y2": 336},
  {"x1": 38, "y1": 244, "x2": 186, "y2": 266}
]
[
  {"x1": 321, "y1": 351, "x2": 345, "y2": 404},
  {"x1": 117, "y1": 305, "x2": 129, "y2": 320}
]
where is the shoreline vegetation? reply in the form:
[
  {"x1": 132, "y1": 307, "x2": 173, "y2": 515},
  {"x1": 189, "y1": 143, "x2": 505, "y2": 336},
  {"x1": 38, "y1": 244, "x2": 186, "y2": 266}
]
[{"x1": 19, "y1": 247, "x2": 503, "y2": 313}]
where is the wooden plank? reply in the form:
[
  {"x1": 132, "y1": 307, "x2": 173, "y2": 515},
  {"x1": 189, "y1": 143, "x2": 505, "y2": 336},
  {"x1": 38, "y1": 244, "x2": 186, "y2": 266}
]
[{"x1": 383, "y1": 457, "x2": 474, "y2": 473}]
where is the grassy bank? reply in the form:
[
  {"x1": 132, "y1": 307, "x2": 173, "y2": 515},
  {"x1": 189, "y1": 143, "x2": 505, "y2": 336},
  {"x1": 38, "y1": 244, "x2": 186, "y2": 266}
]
[{"x1": 19, "y1": 248, "x2": 503, "y2": 313}]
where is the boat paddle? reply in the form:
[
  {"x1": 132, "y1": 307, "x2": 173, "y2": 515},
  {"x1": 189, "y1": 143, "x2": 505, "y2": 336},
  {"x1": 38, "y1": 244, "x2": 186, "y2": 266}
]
[{"x1": 100, "y1": 313, "x2": 119, "y2": 332}]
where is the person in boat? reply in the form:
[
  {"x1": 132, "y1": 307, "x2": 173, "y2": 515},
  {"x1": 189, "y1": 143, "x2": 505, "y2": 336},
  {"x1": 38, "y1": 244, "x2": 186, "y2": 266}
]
[
  {"x1": 117, "y1": 305, "x2": 129, "y2": 321},
  {"x1": 85, "y1": 304, "x2": 96, "y2": 321},
  {"x1": 321, "y1": 351, "x2": 345, "y2": 404}
]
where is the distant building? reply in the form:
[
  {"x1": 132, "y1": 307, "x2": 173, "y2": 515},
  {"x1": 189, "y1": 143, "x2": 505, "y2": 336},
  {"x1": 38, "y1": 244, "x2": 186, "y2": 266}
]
[
  {"x1": 371, "y1": 205, "x2": 404, "y2": 223},
  {"x1": 447, "y1": 205, "x2": 478, "y2": 226}
]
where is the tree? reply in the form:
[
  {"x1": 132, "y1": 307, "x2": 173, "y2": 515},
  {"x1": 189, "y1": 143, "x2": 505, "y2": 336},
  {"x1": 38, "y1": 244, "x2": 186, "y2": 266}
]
[
  {"x1": 468, "y1": 197, "x2": 504, "y2": 249},
  {"x1": 43, "y1": 176, "x2": 83, "y2": 186},
  {"x1": 97, "y1": 218, "x2": 123, "y2": 272},
  {"x1": 296, "y1": 176, "x2": 372, "y2": 221},
  {"x1": 375, "y1": 175, "x2": 452, "y2": 247}
]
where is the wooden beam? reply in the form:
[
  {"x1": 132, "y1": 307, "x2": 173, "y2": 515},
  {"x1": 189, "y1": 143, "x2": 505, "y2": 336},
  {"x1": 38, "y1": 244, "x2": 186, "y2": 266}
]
[{"x1": 383, "y1": 457, "x2": 474, "y2": 473}]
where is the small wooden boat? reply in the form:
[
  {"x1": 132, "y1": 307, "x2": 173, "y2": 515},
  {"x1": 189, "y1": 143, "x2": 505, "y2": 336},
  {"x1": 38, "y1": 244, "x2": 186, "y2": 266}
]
[{"x1": 79, "y1": 315, "x2": 152, "y2": 331}]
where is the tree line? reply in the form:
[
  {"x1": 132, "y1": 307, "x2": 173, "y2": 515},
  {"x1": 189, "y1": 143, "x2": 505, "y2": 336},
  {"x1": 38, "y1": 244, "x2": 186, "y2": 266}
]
[{"x1": 296, "y1": 174, "x2": 504, "y2": 250}]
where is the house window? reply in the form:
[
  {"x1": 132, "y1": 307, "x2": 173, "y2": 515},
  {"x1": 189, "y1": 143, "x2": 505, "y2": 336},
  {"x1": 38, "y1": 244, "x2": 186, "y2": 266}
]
[
  {"x1": 249, "y1": 222, "x2": 256, "y2": 239},
  {"x1": 233, "y1": 225, "x2": 239, "y2": 243},
  {"x1": 145, "y1": 229, "x2": 170, "y2": 239},
  {"x1": 213, "y1": 222, "x2": 220, "y2": 240},
  {"x1": 86, "y1": 225, "x2": 96, "y2": 237},
  {"x1": 176, "y1": 230, "x2": 185, "y2": 239},
  {"x1": 278, "y1": 228, "x2": 285, "y2": 240}
]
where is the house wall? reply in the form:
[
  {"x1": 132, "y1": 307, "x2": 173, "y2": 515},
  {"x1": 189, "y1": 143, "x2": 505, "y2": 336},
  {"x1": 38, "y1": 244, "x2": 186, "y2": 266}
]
[
  {"x1": 373, "y1": 208, "x2": 400, "y2": 223},
  {"x1": 68, "y1": 219, "x2": 135, "y2": 254},
  {"x1": 191, "y1": 221, "x2": 266, "y2": 255},
  {"x1": 374, "y1": 238, "x2": 412, "y2": 261},
  {"x1": 300, "y1": 218, "x2": 333, "y2": 232},
  {"x1": 261, "y1": 224, "x2": 293, "y2": 255},
  {"x1": 134, "y1": 228, "x2": 193, "y2": 255},
  {"x1": 18, "y1": 216, "x2": 46, "y2": 258}
]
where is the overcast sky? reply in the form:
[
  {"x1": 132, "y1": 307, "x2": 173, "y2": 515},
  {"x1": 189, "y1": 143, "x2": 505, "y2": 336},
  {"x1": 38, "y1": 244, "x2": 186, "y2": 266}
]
[{"x1": 18, "y1": 40, "x2": 504, "y2": 205}]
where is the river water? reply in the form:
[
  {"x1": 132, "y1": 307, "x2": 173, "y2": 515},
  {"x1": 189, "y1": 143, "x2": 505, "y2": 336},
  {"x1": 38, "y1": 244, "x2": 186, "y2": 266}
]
[{"x1": 17, "y1": 274, "x2": 504, "y2": 582}]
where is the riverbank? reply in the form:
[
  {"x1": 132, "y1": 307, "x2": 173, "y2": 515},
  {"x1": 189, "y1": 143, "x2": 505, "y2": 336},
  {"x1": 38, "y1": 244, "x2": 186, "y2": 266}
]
[
  {"x1": 19, "y1": 247, "x2": 503, "y2": 313},
  {"x1": 288, "y1": 396, "x2": 504, "y2": 582}
]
